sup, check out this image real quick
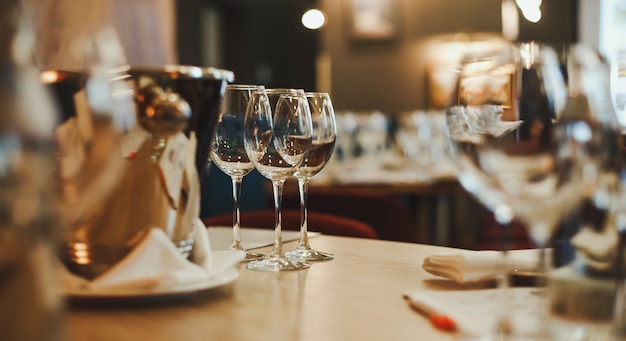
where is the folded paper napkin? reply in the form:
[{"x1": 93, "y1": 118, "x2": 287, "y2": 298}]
[
  {"x1": 422, "y1": 249, "x2": 541, "y2": 284},
  {"x1": 403, "y1": 287, "x2": 544, "y2": 336},
  {"x1": 61, "y1": 219, "x2": 245, "y2": 292}
]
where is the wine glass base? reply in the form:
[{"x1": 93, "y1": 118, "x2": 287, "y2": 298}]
[
  {"x1": 246, "y1": 256, "x2": 311, "y2": 271},
  {"x1": 242, "y1": 251, "x2": 265, "y2": 262},
  {"x1": 285, "y1": 247, "x2": 334, "y2": 262},
  {"x1": 229, "y1": 245, "x2": 265, "y2": 262}
]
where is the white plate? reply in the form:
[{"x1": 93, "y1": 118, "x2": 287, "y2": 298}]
[{"x1": 63, "y1": 266, "x2": 240, "y2": 305}]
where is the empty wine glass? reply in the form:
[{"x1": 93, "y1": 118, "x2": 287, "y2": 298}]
[
  {"x1": 210, "y1": 84, "x2": 265, "y2": 261},
  {"x1": 445, "y1": 42, "x2": 608, "y2": 339},
  {"x1": 334, "y1": 110, "x2": 358, "y2": 165},
  {"x1": 244, "y1": 88, "x2": 313, "y2": 271},
  {"x1": 46, "y1": 26, "x2": 141, "y2": 279},
  {"x1": 354, "y1": 110, "x2": 389, "y2": 166},
  {"x1": 286, "y1": 92, "x2": 337, "y2": 262},
  {"x1": 543, "y1": 44, "x2": 623, "y2": 341}
]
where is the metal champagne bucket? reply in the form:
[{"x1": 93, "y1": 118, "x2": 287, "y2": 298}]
[{"x1": 47, "y1": 65, "x2": 233, "y2": 279}]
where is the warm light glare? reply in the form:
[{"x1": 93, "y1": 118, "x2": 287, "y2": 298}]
[
  {"x1": 302, "y1": 9, "x2": 325, "y2": 30},
  {"x1": 522, "y1": 7, "x2": 542, "y2": 23},
  {"x1": 515, "y1": 0, "x2": 542, "y2": 23},
  {"x1": 39, "y1": 70, "x2": 59, "y2": 84}
]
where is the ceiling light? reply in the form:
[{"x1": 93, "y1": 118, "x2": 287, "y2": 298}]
[{"x1": 302, "y1": 9, "x2": 326, "y2": 30}]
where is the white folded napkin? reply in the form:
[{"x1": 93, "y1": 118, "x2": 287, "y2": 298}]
[
  {"x1": 422, "y1": 249, "x2": 541, "y2": 284},
  {"x1": 62, "y1": 219, "x2": 245, "y2": 292}
]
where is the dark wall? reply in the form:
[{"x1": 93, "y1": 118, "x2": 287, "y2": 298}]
[
  {"x1": 177, "y1": 0, "x2": 318, "y2": 91},
  {"x1": 319, "y1": 0, "x2": 578, "y2": 112},
  {"x1": 517, "y1": 0, "x2": 578, "y2": 44},
  {"x1": 178, "y1": 0, "x2": 578, "y2": 112},
  {"x1": 176, "y1": 0, "x2": 205, "y2": 66}
]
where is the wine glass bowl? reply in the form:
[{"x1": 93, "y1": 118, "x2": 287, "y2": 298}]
[
  {"x1": 244, "y1": 88, "x2": 313, "y2": 271},
  {"x1": 286, "y1": 92, "x2": 337, "y2": 262},
  {"x1": 448, "y1": 43, "x2": 589, "y2": 248},
  {"x1": 444, "y1": 42, "x2": 607, "y2": 338},
  {"x1": 210, "y1": 84, "x2": 265, "y2": 261}
]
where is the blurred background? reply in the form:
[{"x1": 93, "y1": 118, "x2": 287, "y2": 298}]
[
  {"x1": 39, "y1": 0, "x2": 626, "y2": 248},
  {"x1": 170, "y1": 0, "x2": 624, "y2": 248}
]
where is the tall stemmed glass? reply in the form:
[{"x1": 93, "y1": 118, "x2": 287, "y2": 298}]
[
  {"x1": 445, "y1": 42, "x2": 605, "y2": 339},
  {"x1": 286, "y1": 92, "x2": 337, "y2": 262},
  {"x1": 244, "y1": 88, "x2": 313, "y2": 271},
  {"x1": 210, "y1": 84, "x2": 265, "y2": 261}
]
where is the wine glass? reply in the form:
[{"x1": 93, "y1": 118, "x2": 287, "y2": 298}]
[
  {"x1": 285, "y1": 92, "x2": 337, "y2": 262},
  {"x1": 244, "y1": 88, "x2": 313, "y2": 271},
  {"x1": 445, "y1": 42, "x2": 608, "y2": 339},
  {"x1": 542, "y1": 45, "x2": 623, "y2": 341},
  {"x1": 47, "y1": 27, "x2": 142, "y2": 279},
  {"x1": 210, "y1": 84, "x2": 265, "y2": 261}
]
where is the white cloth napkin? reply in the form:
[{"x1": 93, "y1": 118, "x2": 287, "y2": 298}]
[
  {"x1": 62, "y1": 219, "x2": 245, "y2": 292},
  {"x1": 422, "y1": 249, "x2": 541, "y2": 284}
]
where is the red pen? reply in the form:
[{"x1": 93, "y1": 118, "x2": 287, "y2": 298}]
[{"x1": 404, "y1": 295, "x2": 457, "y2": 332}]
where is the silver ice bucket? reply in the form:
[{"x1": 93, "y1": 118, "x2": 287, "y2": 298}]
[{"x1": 50, "y1": 65, "x2": 233, "y2": 279}]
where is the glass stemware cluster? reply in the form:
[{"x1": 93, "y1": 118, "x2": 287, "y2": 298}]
[
  {"x1": 211, "y1": 86, "x2": 337, "y2": 271},
  {"x1": 445, "y1": 42, "x2": 622, "y2": 340}
]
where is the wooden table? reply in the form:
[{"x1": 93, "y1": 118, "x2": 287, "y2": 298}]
[{"x1": 66, "y1": 236, "x2": 460, "y2": 341}]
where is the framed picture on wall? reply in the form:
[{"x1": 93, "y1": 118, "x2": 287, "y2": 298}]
[
  {"x1": 459, "y1": 73, "x2": 512, "y2": 108},
  {"x1": 349, "y1": 0, "x2": 399, "y2": 41}
]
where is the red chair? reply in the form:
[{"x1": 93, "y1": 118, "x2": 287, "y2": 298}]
[
  {"x1": 281, "y1": 187, "x2": 414, "y2": 242},
  {"x1": 201, "y1": 209, "x2": 378, "y2": 239},
  {"x1": 475, "y1": 213, "x2": 533, "y2": 250}
]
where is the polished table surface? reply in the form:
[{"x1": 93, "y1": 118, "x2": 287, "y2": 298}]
[{"x1": 66, "y1": 235, "x2": 461, "y2": 341}]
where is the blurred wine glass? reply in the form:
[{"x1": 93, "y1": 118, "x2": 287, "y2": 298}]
[
  {"x1": 445, "y1": 42, "x2": 613, "y2": 339},
  {"x1": 286, "y1": 92, "x2": 337, "y2": 262},
  {"x1": 244, "y1": 88, "x2": 312, "y2": 271},
  {"x1": 210, "y1": 84, "x2": 265, "y2": 261},
  {"x1": 0, "y1": 2, "x2": 65, "y2": 339},
  {"x1": 334, "y1": 110, "x2": 358, "y2": 165},
  {"x1": 43, "y1": 26, "x2": 138, "y2": 279},
  {"x1": 354, "y1": 110, "x2": 389, "y2": 165},
  {"x1": 543, "y1": 44, "x2": 623, "y2": 341},
  {"x1": 394, "y1": 110, "x2": 451, "y2": 182}
]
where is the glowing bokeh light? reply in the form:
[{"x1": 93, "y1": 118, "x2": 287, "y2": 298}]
[{"x1": 302, "y1": 9, "x2": 326, "y2": 30}]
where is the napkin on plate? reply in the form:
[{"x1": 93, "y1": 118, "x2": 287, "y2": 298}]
[
  {"x1": 422, "y1": 249, "x2": 541, "y2": 284},
  {"x1": 61, "y1": 218, "x2": 245, "y2": 292}
]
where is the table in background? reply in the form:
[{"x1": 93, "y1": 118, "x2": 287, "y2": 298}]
[
  {"x1": 280, "y1": 166, "x2": 487, "y2": 249},
  {"x1": 66, "y1": 236, "x2": 459, "y2": 341}
]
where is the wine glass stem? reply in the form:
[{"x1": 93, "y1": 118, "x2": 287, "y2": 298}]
[
  {"x1": 494, "y1": 218, "x2": 513, "y2": 336},
  {"x1": 613, "y1": 229, "x2": 626, "y2": 335},
  {"x1": 530, "y1": 224, "x2": 551, "y2": 335},
  {"x1": 271, "y1": 179, "x2": 286, "y2": 258},
  {"x1": 230, "y1": 176, "x2": 244, "y2": 250},
  {"x1": 530, "y1": 223, "x2": 550, "y2": 284},
  {"x1": 536, "y1": 241, "x2": 548, "y2": 284},
  {"x1": 297, "y1": 177, "x2": 311, "y2": 248}
]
